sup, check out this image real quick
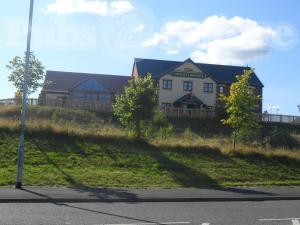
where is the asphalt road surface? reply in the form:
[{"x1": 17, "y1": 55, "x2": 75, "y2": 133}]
[{"x1": 0, "y1": 201, "x2": 299, "y2": 225}]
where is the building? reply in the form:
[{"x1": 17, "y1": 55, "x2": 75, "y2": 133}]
[
  {"x1": 40, "y1": 58, "x2": 263, "y2": 115},
  {"x1": 132, "y1": 58, "x2": 263, "y2": 112},
  {"x1": 40, "y1": 71, "x2": 130, "y2": 108}
]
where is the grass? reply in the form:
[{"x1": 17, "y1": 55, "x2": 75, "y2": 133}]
[{"x1": 0, "y1": 105, "x2": 300, "y2": 188}]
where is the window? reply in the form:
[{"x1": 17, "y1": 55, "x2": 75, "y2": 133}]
[
  {"x1": 161, "y1": 103, "x2": 172, "y2": 108},
  {"x1": 75, "y1": 79, "x2": 109, "y2": 92},
  {"x1": 72, "y1": 91, "x2": 85, "y2": 100},
  {"x1": 204, "y1": 83, "x2": 213, "y2": 93},
  {"x1": 99, "y1": 94, "x2": 111, "y2": 103},
  {"x1": 183, "y1": 81, "x2": 193, "y2": 91},
  {"x1": 162, "y1": 80, "x2": 172, "y2": 89},
  {"x1": 219, "y1": 86, "x2": 224, "y2": 93},
  {"x1": 85, "y1": 93, "x2": 97, "y2": 101}
]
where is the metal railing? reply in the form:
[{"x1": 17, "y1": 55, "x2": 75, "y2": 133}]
[
  {"x1": 0, "y1": 98, "x2": 38, "y2": 106},
  {"x1": 262, "y1": 113, "x2": 300, "y2": 124}
]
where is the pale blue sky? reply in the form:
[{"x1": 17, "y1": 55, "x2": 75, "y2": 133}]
[{"x1": 1, "y1": 0, "x2": 299, "y2": 114}]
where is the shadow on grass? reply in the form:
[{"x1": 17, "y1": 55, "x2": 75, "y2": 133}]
[
  {"x1": 169, "y1": 118, "x2": 232, "y2": 138},
  {"x1": 231, "y1": 150, "x2": 300, "y2": 178},
  {"x1": 30, "y1": 131, "x2": 300, "y2": 196},
  {"x1": 33, "y1": 136, "x2": 88, "y2": 156},
  {"x1": 34, "y1": 141, "x2": 140, "y2": 200},
  {"x1": 33, "y1": 133, "x2": 222, "y2": 188},
  {"x1": 0, "y1": 118, "x2": 221, "y2": 189},
  {"x1": 37, "y1": 145, "x2": 81, "y2": 186},
  {"x1": 144, "y1": 143, "x2": 222, "y2": 188}
]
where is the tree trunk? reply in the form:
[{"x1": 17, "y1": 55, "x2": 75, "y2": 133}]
[
  {"x1": 135, "y1": 120, "x2": 141, "y2": 139},
  {"x1": 233, "y1": 131, "x2": 237, "y2": 151}
]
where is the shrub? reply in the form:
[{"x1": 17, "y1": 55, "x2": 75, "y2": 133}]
[
  {"x1": 236, "y1": 127, "x2": 261, "y2": 144},
  {"x1": 153, "y1": 110, "x2": 169, "y2": 127},
  {"x1": 113, "y1": 75, "x2": 158, "y2": 139},
  {"x1": 267, "y1": 127, "x2": 299, "y2": 148},
  {"x1": 182, "y1": 127, "x2": 195, "y2": 141},
  {"x1": 156, "y1": 124, "x2": 174, "y2": 140}
]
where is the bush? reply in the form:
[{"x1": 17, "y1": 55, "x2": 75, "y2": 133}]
[
  {"x1": 182, "y1": 127, "x2": 196, "y2": 141},
  {"x1": 267, "y1": 127, "x2": 299, "y2": 148},
  {"x1": 153, "y1": 110, "x2": 169, "y2": 127},
  {"x1": 236, "y1": 128, "x2": 261, "y2": 144},
  {"x1": 156, "y1": 124, "x2": 174, "y2": 140},
  {"x1": 113, "y1": 75, "x2": 158, "y2": 139}
]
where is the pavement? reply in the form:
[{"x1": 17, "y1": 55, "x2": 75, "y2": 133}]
[{"x1": 1, "y1": 186, "x2": 300, "y2": 203}]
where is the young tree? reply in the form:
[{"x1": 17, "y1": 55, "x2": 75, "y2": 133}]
[
  {"x1": 220, "y1": 69, "x2": 261, "y2": 150},
  {"x1": 6, "y1": 52, "x2": 45, "y2": 96},
  {"x1": 113, "y1": 74, "x2": 158, "y2": 139}
]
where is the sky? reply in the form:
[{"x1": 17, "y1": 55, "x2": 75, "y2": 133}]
[{"x1": 1, "y1": 0, "x2": 299, "y2": 115}]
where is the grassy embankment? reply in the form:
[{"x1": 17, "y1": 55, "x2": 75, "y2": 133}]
[{"x1": 0, "y1": 105, "x2": 300, "y2": 188}]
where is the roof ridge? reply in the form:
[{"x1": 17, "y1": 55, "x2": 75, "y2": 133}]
[
  {"x1": 135, "y1": 58, "x2": 250, "y2": 69},
  {"x1": 135, "y1": 58, "x2": 182, "y2": 64},
  {"x1": 46, "y1": 70, "x2": 130, "y2": 78},
  {"x1": 196, "y1": 62, "x2": 250, "y2": 68}
]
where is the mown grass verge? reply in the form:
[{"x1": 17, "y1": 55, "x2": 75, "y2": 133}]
[{"x1": 0, "y1": 105, "x2": 300, "y2": 188}]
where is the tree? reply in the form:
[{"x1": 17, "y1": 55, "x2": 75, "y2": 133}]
[
  {"x1": 6, "y1": 52, "x2": 45, "y2": 96},
  {"x1": 220, "y1": 69, "x2": 261, "y2": 150},
  {"x1": 113, "y1": 74, "x2": 158, "y2": 139}
]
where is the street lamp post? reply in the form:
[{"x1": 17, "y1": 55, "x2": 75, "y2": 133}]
[{"x1": 16, "y1": 0, "x2": 34, "y2": 189}]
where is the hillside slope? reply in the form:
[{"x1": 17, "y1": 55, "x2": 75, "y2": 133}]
[{"x1": 0, "y1": 105, "x2": 300, "y2": 188}]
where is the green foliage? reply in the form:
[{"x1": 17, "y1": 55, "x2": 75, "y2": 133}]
[
  {"x1": 156, "y1": 124, "x2": 174, "y2": 140},
  {"x1": 0, "y1": 105, "x2": 111, "y2": 125},
  {"x1": 113, "y1": 74, "x2": 158, "y2": 139},
  {"x1": 263, "y1": 122, "x2": 300, "y2": 135},
  {"x1": 153, "y1": 110, "x2": 169, "y2": 127},
  {"x1": 266, "y1": 126, "x2": 299, "y2": 148},
  {"x1": 220, "y1": 69, "x2": 261, "y2": 145},
  {"x1": 182, "y1": 127, "x2": 195, "y2": 141},
  {"x1": 6, "y1": 52, "x2": 45, "y2": 96},
  {"x1": 235, "y1": 128, "x2": 261, "y2": 144}
]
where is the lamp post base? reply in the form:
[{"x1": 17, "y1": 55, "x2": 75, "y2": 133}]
[{"x1": 15, "y1": 182, "x2": 22, "y2": 189}]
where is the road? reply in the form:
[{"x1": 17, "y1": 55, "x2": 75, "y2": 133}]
[{"x1": 0, "y1": 201, "x2": 299, "y2": 225}]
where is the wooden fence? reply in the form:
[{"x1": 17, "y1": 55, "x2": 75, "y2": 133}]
[
  {"x1": 0, "y1": 98, "x2": 112, "y2": 111},
  {"x1": 40, "y1": 99, "x2": 112, "y2": 111},
  {"x1": 0, "y1": 98, "x2": 215, "y2": 118},
  {"x1": 1, "y1": 98, "x2": 300, "y2": 122},
  {"x1": 160, "y1": 107, "x2": 215, "y2": 119}
]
